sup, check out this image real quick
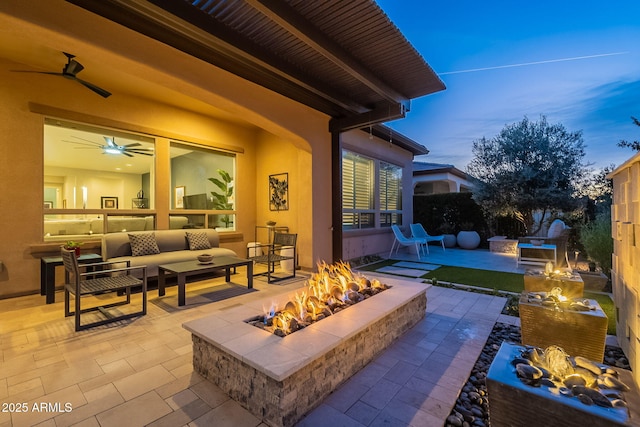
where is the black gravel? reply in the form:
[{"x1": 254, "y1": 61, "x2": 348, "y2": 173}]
[{"x1": 444, "y1": 322, "x2": 631, "y2": 427}]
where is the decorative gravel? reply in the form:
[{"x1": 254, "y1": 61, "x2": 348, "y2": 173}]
[{"x1": 444, "y1": 322, "x2": 631, "y2": 427}]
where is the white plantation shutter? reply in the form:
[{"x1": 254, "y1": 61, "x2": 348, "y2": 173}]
[
  {"x1": 342, "y1": 150, "x2": 401, "y2": 229},
  {"x1": 342, "y1": 151, "x2": 374, "y2": 229},
  {"x1": 379, "y1": 161, "x2": 402, "y2": 227}
]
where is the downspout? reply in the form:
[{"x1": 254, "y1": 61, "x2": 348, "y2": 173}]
[{"x1": 331, "y1": 130, "x2": 342, "y2": 262}]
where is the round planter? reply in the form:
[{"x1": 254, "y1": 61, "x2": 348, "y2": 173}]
[
  {"x1": 442, "y1": 234, "x2": 457, "y2": 248},
  {"x1": 457, "y1": 231, "x2": 481, "y2": 249}
]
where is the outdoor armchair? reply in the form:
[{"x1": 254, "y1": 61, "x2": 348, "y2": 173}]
[
  {"x1": 61, "y1": 247, "x2": 147, "y2": 331},
  {"x1": 518, "y1": 219, "x2": 570, "y2": 268},
  {"x1": 247, "y1": 232, "x2": 297, "y2": 283},
  {"x1": 410, "y1": 223, "x2": 446, "y2": 254},
  {"x1": 390, "y1": 224, "x2": 425, "y2": 260}
]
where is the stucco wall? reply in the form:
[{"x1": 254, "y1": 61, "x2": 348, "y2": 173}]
[
  {"x1": 0, "y1": 1, "x2": 334, "y2": 298},
  {"x1": 341, "y1": 129, "x2": 416, "y2": 261},
  {"x1": 609, "y1": 153, "x2": 640, "y2": 388}
]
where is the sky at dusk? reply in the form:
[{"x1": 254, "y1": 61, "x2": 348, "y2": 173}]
[{"x1": 376, "y1": 0, "x2": 640, "y2": 170}]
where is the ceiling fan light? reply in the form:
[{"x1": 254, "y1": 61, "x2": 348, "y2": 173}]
[{"x1": 105, "y1": 148, "x2": 121, "y2": 155}]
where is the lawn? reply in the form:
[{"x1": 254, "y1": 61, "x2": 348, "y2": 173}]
[{"x1": 360, "y1": 260, "x2": 616, "y2": 335}]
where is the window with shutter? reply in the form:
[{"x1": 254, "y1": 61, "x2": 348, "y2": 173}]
[{"x1": 342, "y1": 150, "x2": 402, "y2": 230}]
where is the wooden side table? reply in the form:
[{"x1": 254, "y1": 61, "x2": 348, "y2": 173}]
[{"x1": 40, "y1": 253, "x2": 102, "y2": 304}]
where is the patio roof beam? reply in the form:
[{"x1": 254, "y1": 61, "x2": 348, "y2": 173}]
[{"x1": 329, "y1": 102, "x2": 406, "y2": 133}]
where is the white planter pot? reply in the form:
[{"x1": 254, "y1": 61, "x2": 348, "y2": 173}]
[
  {"x1": 457, "y1": 231, "x2": 480, "y2": 249},
  {"x1": 442, "y1": 234, "x2": 457, "y2": 248}
]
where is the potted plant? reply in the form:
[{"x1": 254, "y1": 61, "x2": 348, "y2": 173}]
[
  {"x1": 457, "y1": 222, "x2": 481, "y2": 249},
  {"x1": 63, "y1": 240, "x2": 84, "y2": 257},
  {"x1": 208, "y1": 169, "x2": 234, "y2": 229}
]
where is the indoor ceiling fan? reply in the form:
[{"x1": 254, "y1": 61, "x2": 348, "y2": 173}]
[
  {"x1": 12, "y1": 52, "x2": 112, "y2": 98},
  {"x1": 66, "y1": 136, "x2": 154, "y2": 157}
]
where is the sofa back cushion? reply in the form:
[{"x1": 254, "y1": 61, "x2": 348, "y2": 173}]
[
  {"x1": 102, "y1": 228, "x2": 221, "y2": 259},
  {"x1": 547, "y1": 219, "x2": 566, "y2": 239}
]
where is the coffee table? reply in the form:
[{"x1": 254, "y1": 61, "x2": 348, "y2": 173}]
[{"x1": 158, "y1": 257, "x2": 253, "y2": 306}]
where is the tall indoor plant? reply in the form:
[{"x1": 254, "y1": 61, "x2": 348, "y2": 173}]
[{"x1": 208, "y1": 169, "x2": 234, "y2": 228}]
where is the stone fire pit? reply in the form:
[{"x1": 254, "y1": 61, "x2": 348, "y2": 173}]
[{"x1": 183, "y1": 268, "x2": 428, "y2": 427}]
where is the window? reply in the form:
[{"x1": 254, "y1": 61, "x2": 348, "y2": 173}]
[
  {"x1": 342, "y1": 150, "x2": 402, "y2": 230},
  {"x1": 379, "y1": 161, "x2": 402, "y2": 227},
  {"x1": 170, "y1": 142, "x2": 236, "y2": 230},
  {"x1": 342, "y1": 151, "x2": 374, "y2": 229},
  {"x1": 44, "y1": 119, "x2": 155, "y2": 211}
]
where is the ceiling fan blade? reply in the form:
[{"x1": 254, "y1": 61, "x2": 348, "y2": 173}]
[
  {"x1": 103, "y1": 136, "x2": 116, "y2": 147},
  {"x1": 123, "y1": 143, "x2": 142, "y2": 148},
  {"x1": 122, "y1": 151, "x2": 134, "y2": 157},
  {"x1": 76, "y1": 78, "x2": 112, "y2": 98},
  {"x1": 70, "y1": 136, "x2": 101, "y2": 145},
  {"x1": 64, "y1": 138, "x2": 102, "y2": 147},
  {"x1": 127, "y1": 148, "x2": 154, "y2": 152},
  {"x1": 127, "y1": 151, "x2": 154, "y2": 156},
  {"x1": 11, "y1": 70, "x2": 65, "y2": 77}
]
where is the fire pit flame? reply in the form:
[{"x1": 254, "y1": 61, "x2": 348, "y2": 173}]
[{"x1": 250, "y1": 260, "x2": 389, "y2": 336}]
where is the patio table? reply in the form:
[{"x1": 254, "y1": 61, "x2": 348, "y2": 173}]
[{"x1": 158, "y1": 256, "x2": 252, "y2": 306}]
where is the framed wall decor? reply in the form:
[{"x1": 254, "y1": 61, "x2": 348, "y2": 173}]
[
  {"x1": 101, "y1": 196, "x2": 118, "y2": 209},
  {"x1": 175, "y1": 186, "x2": 185, "y2": 209},
  {"x1": 269, "y1": 173, "x2": 289, "y2": 211}
]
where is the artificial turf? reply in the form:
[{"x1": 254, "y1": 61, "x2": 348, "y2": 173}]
[{"x1": 359, "y1": 260, "x2": 616, "y2": 335}]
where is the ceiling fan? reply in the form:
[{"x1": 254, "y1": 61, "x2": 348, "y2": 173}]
[
  {"x1": 12, "y1": 52, "x2": 112, "y2": 98},
  {"x1": 66, "y1": 136, "x2": 154, "y2": 157}
]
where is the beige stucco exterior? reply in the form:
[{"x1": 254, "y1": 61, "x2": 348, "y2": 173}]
[
  {"x1": 609, "y1": 152, "x2": 640, "y2": 387},
  {"x1": 341, "y1": 129, "x2": 415, "y2": 261},
  {"x1": 0, "y1": 1, "x2": 420, "y2": 299},
  {"x1": 0, "y1": 1, "x2": 336, "y2": 298}
]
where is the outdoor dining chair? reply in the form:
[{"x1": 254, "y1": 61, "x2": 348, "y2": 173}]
[
  {"x1": 410, "y1": 223, "x2": 446, "y2": 254},
  {"x1": 390, "y1": 224, "x2": 425, "y2": 260}
]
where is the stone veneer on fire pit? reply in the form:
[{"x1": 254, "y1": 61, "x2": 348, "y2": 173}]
[{"x1": 183, "y1": 278, "x2": 428, "y2": 427}]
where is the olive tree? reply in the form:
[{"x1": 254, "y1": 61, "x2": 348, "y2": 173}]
[
  {"x1": 467, "y1": 115, "x2": 588, "y2": 235},
  {"x1": 617, "y1": 116, "x2": 640, "y2": 151}
]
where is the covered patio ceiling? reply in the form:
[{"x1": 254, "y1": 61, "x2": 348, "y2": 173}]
[{"x1": 67, "y1": 0, "x2": 445, "y2": 132}]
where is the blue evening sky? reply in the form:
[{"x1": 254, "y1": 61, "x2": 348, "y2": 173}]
[{"x1": 376, "y1": 0, "x2": 640, "y2": 170}]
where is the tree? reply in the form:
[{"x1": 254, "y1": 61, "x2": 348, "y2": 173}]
[
  {"x1": 467, "y1": 115, "x2": 587, "y2": 235},
  {"x1": 617, "y1": 116, "x2": 640, "y2": 151}
]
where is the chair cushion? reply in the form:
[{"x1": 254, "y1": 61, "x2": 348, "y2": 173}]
[
  {"x1": 547, "y1": 219, "x2": 566, "y2": 238},
  {"x1": 129, "y1": 232, "x2": 160, "y2": 256},
  {"x1": 186, "y1": 231, "x2": 212, "y2": 251}
]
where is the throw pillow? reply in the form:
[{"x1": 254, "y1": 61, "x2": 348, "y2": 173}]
[
  {"x1": 186, "y1": 231, "x2": 212, "y2": 251},
  {"x1": 129, "y1": 232, "x2": 160, "y2": 256}
]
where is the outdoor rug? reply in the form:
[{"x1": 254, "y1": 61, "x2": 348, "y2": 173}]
[
  {"x1": 253, "y1": 271, "x2": 310, "y2": 286},
  {"x1": 151, "y1": 282, "x2": 258, "y2": 312}
]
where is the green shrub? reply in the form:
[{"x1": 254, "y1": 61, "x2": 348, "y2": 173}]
[{"x1": 579, "y1": 213, "x2": 613, "y2": 275}]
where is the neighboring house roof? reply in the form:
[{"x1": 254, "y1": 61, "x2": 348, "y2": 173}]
[
  {"x1": 413, "y1": 162, "x2": 468, "y2": 180},
  {"x1": 68, "y1": 0, "x2": 445, "y2": 131}
]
